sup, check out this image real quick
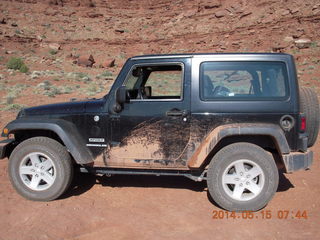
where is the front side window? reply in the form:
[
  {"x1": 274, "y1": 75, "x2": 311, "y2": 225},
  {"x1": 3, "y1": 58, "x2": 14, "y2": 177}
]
[
  {"x1": 124, "y1": 64, "x2": 183, "y2": 100},
  {"x1": 200, "y1": 61, "x2": 288, "y2": 100}
]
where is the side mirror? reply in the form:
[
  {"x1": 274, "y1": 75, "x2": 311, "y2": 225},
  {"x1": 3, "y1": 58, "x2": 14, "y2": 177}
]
[
  {"x1": 113, "y1": 86, "x2": 128, "y2": 113},
  {"x1": 115, "y1": 86, "x2": 128, "y2": 104}
]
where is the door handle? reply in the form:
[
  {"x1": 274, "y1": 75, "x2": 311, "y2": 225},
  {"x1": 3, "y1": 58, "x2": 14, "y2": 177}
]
[{"x1": 166, "y1": 109, "x2": 188, "y2": 117}]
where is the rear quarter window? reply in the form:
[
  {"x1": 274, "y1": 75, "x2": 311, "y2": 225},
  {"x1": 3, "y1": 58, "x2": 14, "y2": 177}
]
[{"x1": 200, "y1": 61, "x2": 289, "y2": 101}]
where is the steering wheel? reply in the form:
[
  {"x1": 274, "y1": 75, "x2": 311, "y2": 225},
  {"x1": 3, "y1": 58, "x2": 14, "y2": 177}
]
[{"x1": 213, "y1": 85, "x2": 231, "y2": 97}]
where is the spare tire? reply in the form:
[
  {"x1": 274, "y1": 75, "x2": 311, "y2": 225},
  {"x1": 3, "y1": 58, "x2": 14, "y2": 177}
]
[{"x1": 299, "y1": 87, "x2": 320, "y2": 147}]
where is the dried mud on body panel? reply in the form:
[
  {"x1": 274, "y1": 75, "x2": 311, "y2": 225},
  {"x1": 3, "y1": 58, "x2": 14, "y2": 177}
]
[
  {"x1": 185, "y1": 115, "x2": 284, "y2": 168},
  {"x1": 184, "y1": 117, "x2": 234, "y2": 160},
  {"x1": 93, "y1": 119, "x2": 190, "y2": 168}
]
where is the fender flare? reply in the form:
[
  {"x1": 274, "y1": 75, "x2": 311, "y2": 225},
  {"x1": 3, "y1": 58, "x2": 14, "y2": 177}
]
[
  {"x1": 2, "y1": 118, "x2": 94, "y2": 164},
  {"x1": 188, "y1": 123, "x2": 290, "y2": 168}
]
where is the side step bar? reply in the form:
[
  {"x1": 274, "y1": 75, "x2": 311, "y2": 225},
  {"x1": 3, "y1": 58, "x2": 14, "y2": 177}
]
[{"x1": 79, "y1": 167, "x2": 207, "y2": 182}]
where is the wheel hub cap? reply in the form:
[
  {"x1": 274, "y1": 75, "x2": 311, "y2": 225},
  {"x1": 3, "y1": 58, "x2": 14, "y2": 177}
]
[
  {"x1": 222, "y1": 159, "x2": 265, "y2": 201},
  {"x1": 19, "y1": 152, "x2": 56, "y2": 191}
]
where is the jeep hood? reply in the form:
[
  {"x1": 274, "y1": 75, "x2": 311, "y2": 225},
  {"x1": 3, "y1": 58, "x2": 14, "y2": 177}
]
[{"x1": 17, "y1": 98, "x2": 106, "y2": 118}]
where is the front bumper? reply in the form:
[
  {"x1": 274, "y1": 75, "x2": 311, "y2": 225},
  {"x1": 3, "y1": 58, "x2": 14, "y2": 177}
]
[
  {"x1": 0, "y1": 138, "x2": 14, "y2": 159},
  {"x1": 282, "y1": 150, "x2": 313, "y2": 173}
]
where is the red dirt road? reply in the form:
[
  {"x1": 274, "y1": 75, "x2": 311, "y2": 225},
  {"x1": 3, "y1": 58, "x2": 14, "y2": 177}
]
[{"x1": 0, "y1": 140, "x2": 319, "y2": 240}]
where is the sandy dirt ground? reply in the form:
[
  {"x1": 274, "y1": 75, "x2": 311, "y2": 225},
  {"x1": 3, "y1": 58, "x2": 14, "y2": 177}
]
[{"x1": 0, "y1": 0, "x2": 320, "y2": 239}]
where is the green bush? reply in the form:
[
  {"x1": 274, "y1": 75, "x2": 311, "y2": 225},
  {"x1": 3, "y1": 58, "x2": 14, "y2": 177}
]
[
  {"x1": 49, "y1": 49, "x2": 58, "y2": 55},
  {"x1": 19, "y1": 64, "x2": 29, "y2": 73},
  {"x1": 7, "y1": 57, "x2": 24, "y2": 69},
  {"x1": 6, "y1": 57, "x2": 29, "y2": 73}
]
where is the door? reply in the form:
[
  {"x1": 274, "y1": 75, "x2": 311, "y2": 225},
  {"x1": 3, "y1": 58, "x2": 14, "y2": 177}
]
[{"x1": 107, "y1": 60, "x2": 191, "y2": 169}]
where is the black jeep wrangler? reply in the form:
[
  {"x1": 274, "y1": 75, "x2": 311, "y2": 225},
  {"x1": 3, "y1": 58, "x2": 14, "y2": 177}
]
[{"x1": 0, "y1": 53, "x2": 318, "y2": 211}]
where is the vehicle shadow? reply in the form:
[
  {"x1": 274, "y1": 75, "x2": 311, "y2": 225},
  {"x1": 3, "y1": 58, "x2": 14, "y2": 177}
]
[
  {"x1": 62, "y1": 169, "x2": 293, "y2": 201},
  {"x1": 61, "y1": 172, "x2": 206, "y2": 199},
  {"x1": 277, "y1": 169, "x2": 295, "y2": 192},
  {"x1": 96, "y1": 174, "x2": 207, "y2": 192},
  {"x1": 60, "y1": 171, "x2": 97, "y2": 199}
]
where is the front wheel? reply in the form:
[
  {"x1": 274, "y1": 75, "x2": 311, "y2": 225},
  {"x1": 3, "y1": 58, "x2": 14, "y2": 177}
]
[
  {"x1": 207, "y1": 143, "x2": 279, "y2": 211},
  {"x1": 9, "y1": 137, "x2": 73, "y2": 201}
]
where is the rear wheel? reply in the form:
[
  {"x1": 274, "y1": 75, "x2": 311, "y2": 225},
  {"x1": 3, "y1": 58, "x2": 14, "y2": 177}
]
[
  {"x1": 9, "y1": 137, "x2": 73, "y2": 201},
  {"x1": 207, "y1": 143, "x2": 279, "y2": 211},
  {"x1": 300, "y1": 87, "x2": 320, "y2": 147}
]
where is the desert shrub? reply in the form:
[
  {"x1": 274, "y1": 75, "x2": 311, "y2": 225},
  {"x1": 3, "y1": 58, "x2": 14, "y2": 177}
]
[
  {"x1": 49, "y1": 49, "x2": 58, "y2": 55},
  {"x1": 5, "y1": 84, "x2": 29, "y2": 101},
  {"x1": 37, "y1": 81, "x2": 76, "y2": 97},
  {"x1": 6, "y1": 57, "x2": 29, "y2": 73},
  {"x1": 68, "y1": 72, "x2": 91, "y2": 82},
  {"x1": 87, "y1": 84, "x2": 97, "y2": 95},
  {"x1": 96, "y1": 71, "x2": 113, "y2": 80},
  {"x1": 44, "y1": 86, "x2": 61, "y2": 97},
  {"x1": 19, "y1": 64, "x2": 29, "y2": 73},
  {"x1": 3, "y1": 103, "x2": 25, "y2": 112},
  {"x1": 60, "y1": 86, "x2": 74, "y2": 94},
  {"x1": 101, "y1": 70, "x2": 113, "y2": 77},
  {"x1": 310, "y1": 42, "x2": 318, "y2": 48},
  {"x1": 84, "y1": 83, "x2": 105, "y2": 96}
]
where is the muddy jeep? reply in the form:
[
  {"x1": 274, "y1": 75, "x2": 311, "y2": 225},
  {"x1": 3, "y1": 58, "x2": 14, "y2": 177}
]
[{"x1": 0, "y1": 53, "x2": 318, "y2": 211}]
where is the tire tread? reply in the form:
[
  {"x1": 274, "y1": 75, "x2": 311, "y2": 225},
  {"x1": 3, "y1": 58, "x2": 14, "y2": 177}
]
[{"x1": 9, "y1": 137, "x2": 73, "y2": 201}]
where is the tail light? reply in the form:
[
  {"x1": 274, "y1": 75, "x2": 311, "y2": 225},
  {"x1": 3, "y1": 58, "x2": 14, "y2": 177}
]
[{"x1": 300, "y1": 114, "x2": 306, "y2": 132}]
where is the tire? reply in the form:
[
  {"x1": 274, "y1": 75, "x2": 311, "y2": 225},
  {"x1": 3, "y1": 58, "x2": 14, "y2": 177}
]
[
  {"x1": 300, "y1": 86, "x2": 320, "y2": 147},
  {"x1": 9, "y1": 137, "x2": 73, "y2": 201},
  {"x1": 207, "y1": 143, "x2": 279, "y2": 212}
]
